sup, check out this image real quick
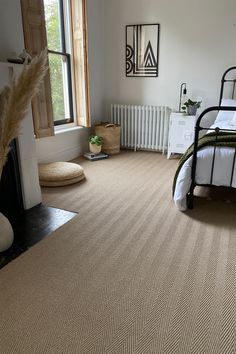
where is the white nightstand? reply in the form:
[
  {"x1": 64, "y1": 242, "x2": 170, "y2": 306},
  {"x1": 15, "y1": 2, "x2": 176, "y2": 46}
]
[{"x1": 167, "y1": 113, "x2": 196, "y2": 159}]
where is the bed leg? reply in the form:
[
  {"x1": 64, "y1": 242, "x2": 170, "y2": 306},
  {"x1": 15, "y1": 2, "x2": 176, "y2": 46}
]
[{"x1": 187, "y1": 187, "x2": 194, "y2": 209}]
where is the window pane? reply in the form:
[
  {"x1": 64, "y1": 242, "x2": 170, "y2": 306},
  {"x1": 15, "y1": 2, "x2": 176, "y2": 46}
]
[
  {"x1": 49, "y1": 53, "x2": 71, "y2": 122},
  {"x1": 44, "y1": 0, "x2": 62, "y2": 52}
]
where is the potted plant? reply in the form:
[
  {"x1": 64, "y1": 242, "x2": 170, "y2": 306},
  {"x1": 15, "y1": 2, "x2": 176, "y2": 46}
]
[
  {"x1": 89, "y1": 135, "x2": 102, "y2": 154},
  {"x1": 182, "y1": 99, "x2": 201, "y2": 116}
]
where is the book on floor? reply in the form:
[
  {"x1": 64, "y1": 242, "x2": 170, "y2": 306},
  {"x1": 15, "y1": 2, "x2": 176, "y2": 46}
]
[{"x1": 83, "y1": 152, "x2": 109, "y2": 161}]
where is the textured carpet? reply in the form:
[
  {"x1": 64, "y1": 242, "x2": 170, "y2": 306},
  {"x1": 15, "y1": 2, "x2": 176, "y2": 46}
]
[{"x1": 1, "y1": 151, "x2": 236, "y2": 354}]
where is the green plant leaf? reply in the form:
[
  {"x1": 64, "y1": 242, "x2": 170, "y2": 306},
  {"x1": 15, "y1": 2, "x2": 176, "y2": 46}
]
[
  {"x1": 183, "y1": 99, "x2": 201, "y2": 108},
  {"x1": 89, "y1": 135, "x2": 102, "y2": 146}
]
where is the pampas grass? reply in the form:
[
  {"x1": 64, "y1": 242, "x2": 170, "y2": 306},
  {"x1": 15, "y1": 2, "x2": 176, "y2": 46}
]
[{"x1": 0, "y1": 49, "x2": 48, "y2": 179}]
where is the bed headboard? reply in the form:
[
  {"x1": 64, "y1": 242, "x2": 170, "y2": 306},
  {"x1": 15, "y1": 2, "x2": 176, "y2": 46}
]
[{"x1": 219, "y1": 66, "x2": 236, "y2": 104}]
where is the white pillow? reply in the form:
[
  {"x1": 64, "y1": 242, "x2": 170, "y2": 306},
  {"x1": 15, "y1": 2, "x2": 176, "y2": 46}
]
[
  {"x1": 221, "y1": 98, "x2": 236, "y2": 107},
  {"x1": 215, "y1": 98, "x2": 236, "y2": 123}
]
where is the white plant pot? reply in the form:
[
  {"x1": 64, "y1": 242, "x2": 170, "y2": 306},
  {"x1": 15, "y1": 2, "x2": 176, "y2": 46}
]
[
  {"x1": 0, "y1": 212, "x2": 14, "y2": 252},
  {"x1": 187, "y1": 106, "x2": 198, "y2": 116},
  {"x1": 89, "y1": 142, "x2": 102, "y2": 154}
]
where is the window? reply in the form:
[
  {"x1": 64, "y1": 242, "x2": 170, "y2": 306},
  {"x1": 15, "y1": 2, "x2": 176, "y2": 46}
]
[
  {"x1": 44, "y1": 0, "x2": 74, "y2": 126},
  {"x1": 21, "y1": 0, "x2": 90, "y2": 136}
]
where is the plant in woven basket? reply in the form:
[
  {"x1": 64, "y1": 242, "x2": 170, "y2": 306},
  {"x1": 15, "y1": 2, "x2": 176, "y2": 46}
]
[
  {"x1": 89, "y1": 135, "x2": 102, "y2": 146},
  {"x1": 0, "y1": 49, "x2": 48, "y2": 180},
  {"x1": 89, "y1": 135, "x2": 102, "y2": 154}
]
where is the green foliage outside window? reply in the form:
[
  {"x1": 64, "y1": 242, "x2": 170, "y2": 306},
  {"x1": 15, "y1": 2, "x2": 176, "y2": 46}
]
[{"x1": 44, "y1": 0, "x2": 66, "y2": 122}]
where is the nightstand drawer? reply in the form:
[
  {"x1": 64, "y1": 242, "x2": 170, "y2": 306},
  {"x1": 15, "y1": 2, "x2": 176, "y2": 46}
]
[{"x1": 167, "y1": 113, "x2": 196, "y2": 158}]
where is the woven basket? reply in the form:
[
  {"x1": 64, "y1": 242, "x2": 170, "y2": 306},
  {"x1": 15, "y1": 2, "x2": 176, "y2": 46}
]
[{"x1": 95, "y1": 123, "x2": 121, "y2": 155}]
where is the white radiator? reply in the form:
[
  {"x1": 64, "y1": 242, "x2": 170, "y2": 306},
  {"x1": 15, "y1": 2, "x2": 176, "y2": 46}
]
[{"x1": 111, "y1": 104, "x2": 171, "y2": 153}]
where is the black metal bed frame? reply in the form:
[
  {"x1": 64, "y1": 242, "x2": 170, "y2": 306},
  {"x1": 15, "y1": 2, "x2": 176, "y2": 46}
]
[{"x1": 187, "y1": 66, "x2": 236, "y2": 209}]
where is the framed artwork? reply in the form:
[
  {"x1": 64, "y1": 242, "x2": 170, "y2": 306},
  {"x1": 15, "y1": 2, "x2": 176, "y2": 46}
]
[{"x1": 126, "y1": 23, "x2": 160, "y2": 77}]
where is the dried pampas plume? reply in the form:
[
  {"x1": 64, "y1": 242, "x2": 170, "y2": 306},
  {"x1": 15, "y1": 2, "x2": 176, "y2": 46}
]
[{"x1": 0, "y1": 49, "x2": 48, "y2": 179}]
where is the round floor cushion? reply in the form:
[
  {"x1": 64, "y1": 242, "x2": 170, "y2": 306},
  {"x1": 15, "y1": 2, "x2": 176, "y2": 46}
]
[{"x1": 38, "y1": 162, "x2": 85, "y2": 187}]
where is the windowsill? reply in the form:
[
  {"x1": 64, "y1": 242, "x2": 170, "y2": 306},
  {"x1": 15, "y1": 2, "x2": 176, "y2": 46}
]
[{"x1": 55, "y1": 124, "x2": 84, "y2": 135}]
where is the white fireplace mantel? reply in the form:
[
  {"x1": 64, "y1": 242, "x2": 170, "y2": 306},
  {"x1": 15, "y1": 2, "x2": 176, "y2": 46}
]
[{"x1": 0, "y1": 61, "x2": 42, "y2": 209}]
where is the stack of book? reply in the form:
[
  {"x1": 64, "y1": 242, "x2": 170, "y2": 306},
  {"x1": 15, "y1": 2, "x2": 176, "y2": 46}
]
[{"x1": 83, "y1": 152, "x2": 109, "y2": 161}]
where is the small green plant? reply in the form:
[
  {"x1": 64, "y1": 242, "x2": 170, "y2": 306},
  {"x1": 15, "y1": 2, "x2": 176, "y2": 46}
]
[
  {"x1": 89, "y1": 135, "x2": 102, "y2": 146},
  {"x1": 182, "y1": 99, "x2": 201, "y2": 112}
]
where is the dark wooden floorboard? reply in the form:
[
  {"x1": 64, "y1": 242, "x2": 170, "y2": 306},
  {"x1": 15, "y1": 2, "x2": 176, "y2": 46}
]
[{"x1": 0, "y1": 204, "x2": 77, "y2": 269}]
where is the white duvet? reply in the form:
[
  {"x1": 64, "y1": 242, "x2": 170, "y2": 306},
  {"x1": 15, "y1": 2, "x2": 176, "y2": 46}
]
[{"x1": 174, "y1": 120, "x2": 236, "y2": 211}]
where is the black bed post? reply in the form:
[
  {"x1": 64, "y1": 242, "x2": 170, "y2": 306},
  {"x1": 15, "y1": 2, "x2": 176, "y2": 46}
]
[{"x1": 187, "y1": 120, "x2": 201, "y2": 209}]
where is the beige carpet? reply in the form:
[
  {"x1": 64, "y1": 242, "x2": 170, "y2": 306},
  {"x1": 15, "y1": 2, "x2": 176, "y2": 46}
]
[{"x1": 1, "y1": 151, "x2": 236, "y2": 354}]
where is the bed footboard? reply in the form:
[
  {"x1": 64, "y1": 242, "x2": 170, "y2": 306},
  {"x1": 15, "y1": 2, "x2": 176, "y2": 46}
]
[
  {"x1": 187, "y1": 106, "x2": 236, "y2": 209},
  {"x1": 188, "y1": 66, "x2": 236, "y2": 209}
]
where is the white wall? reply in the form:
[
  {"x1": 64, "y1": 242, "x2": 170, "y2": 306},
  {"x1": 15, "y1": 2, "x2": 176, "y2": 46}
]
[
  {"x1": 87, "y1": 0, "x2": 105, "y2": 123},
  {"x1": 0, "y1": 0, "x2": 25, "y2": 60},
  {"x1": 36, "y1": 127, "x2": 90, "y2": 163},
  {"x1": 103, "y1": 0, "x2": 236, "y2": 119}
]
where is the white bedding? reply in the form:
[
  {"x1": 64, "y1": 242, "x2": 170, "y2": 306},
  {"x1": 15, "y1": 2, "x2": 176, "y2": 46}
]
[{"x1": 174, "y1": 120, "x2": 236, "y2": 211}]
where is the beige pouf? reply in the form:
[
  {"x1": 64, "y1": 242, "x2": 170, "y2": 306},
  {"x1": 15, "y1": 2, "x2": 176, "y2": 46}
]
[{"x1": 38, "y1": 162, "x2": 85, "y2": 187}]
